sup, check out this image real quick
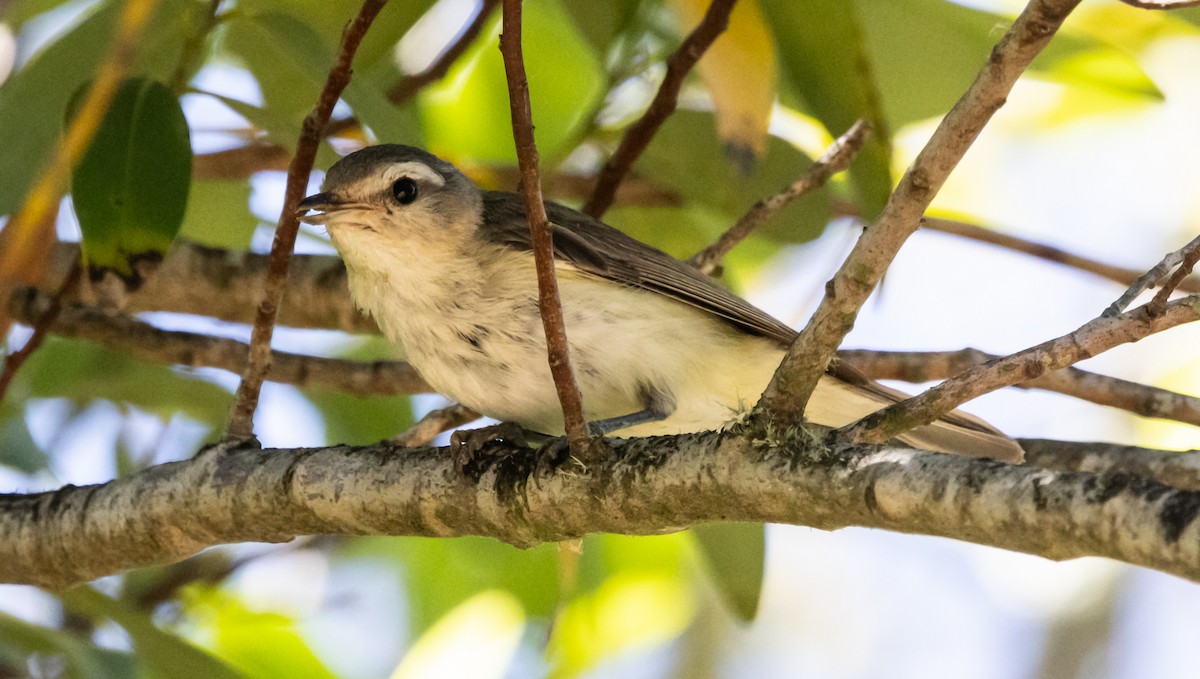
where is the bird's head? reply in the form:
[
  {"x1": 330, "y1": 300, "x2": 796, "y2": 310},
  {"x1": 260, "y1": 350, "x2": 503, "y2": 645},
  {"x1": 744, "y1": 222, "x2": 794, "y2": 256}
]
[{"x1": 297, "y1": 145, "x2": 484, "y2": 252}]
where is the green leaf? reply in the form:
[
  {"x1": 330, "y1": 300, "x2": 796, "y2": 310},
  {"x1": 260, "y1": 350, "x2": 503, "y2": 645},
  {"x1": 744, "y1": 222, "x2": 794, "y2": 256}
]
[
  {"x1": 419, "y1": 0, "x2": 605, "y2": 163},
  {"x1": 22, "y1": 337, "x2": 232, "y2": 429},
  {"x1": 179, "y1": 587, "x2": 338, "y2": 679},
  {"x1": 855, "y1": 0, "x2": 1163, "y2": 128},
  {"x1": 691, "y1": 522, "x2": 765, "y2": 621},
  {"x1": 0, "y1": 610, "x2": 136, "y2": 679},
  {"x1": 759, "y1": 0, "x2": 893, "y2": 217},
  {"x1": 304, "y1": 389, "x2": 414, "y2": 446},
  {"x1": 220, "y1": 11, "x2": 420, "y2": 146},
  {"x1": 0, "y1": 0, "x2": 203, "y2": 215},
  {"x1": 344, "y1": 536, "x2": 560, "y2": 637},
  {"x1": 632, "y1": 109, "x2": 832, "y2": 246},
  {"x1": 0, "y1": 399, "x2": 47, "y2": 473},
  {"x1": 70, "y1": 77, "x2": 192, "y2": 275},
  {"x1": 61, "y1": 587, "x2": 246, "y2": 679},
  {"x1": 179, "y1": 179, "x2": 258, "y2": 250},
  {"x1": 559, "y1": 0, "x2": 642, "y2": 56}
]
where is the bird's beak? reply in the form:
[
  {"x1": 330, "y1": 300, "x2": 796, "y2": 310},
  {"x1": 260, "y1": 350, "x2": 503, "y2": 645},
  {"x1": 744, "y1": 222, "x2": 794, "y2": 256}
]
[{"x1": 296, "y1": 192, "x2": 341, "y2": 224}]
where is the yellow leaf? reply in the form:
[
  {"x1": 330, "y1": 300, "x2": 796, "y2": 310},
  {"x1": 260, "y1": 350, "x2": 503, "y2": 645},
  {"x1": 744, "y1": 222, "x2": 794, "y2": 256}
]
[{"x1": 669, "y1": 0, "x2": 777, "y2": 171}]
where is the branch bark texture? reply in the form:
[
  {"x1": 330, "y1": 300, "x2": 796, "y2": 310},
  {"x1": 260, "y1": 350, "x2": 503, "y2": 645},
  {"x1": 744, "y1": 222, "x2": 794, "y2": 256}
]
[{"x1": 5, "y1": 434, "x2": 1200, "y2": 590}]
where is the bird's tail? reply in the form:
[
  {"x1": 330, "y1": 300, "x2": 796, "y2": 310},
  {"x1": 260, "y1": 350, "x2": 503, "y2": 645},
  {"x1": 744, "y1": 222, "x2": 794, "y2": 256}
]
[{"x1": 809, "y1": 374, "x2": 1024, "y2": 463}]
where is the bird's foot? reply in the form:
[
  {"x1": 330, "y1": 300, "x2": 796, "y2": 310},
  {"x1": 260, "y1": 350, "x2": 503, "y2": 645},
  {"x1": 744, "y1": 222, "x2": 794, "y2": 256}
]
[{"x1": 450, "y1": 421, "x2": 546, "y2": 475}]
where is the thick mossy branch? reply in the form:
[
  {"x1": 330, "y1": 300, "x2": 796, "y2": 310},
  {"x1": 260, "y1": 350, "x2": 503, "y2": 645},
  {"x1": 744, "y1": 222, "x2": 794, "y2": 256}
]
[{"x1": 4, "y1": 432, "x2": 1200, "y2": 590}]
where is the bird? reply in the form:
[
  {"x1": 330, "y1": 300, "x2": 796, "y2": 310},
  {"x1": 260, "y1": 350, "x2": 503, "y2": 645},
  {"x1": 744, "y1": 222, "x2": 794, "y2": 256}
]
[{"x1": 297, "y1": 144, "x2": 1023, "y2": 463}]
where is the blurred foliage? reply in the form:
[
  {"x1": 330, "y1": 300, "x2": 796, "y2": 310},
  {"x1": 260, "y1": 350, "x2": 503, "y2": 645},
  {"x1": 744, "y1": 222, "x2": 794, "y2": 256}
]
[{"x1": 0, "y1": 0, "x2": 1190, "y2": 676}]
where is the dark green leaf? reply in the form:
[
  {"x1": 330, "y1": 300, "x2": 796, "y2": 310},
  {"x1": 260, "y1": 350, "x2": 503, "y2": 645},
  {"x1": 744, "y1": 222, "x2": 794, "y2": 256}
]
[
  {"x1": 759, "y1": 0, "x2": 893, "y2": 218},
  {"x1": 691, "y1": 522, "x2": 765, "y2": 621},
  {"x1": 70, "y1": 77, "x2": 192, "y2": 274},
  {"x1": 0, "y1": 0, "x2": 203, "y2": 215},
  {"x1": 62, "y1": 587, "x2": 247, "y2": 679},
  {"x1": 633, "y1": 109, "x2": 832, "y2": 246}
]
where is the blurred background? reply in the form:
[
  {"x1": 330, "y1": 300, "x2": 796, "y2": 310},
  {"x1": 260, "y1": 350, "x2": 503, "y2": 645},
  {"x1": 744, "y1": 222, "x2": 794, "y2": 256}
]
[{"x1": 2, "y1": 0, "x2": 1200, "y2": 676}]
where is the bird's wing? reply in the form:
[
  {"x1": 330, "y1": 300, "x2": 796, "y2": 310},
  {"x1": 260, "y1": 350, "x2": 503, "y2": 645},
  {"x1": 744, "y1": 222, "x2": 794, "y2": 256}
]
[
  {"x1": 480, "y1": 191, "x2": 798, "y2": 346},
  {"x1": 480, "y1": 192, "x2": 1013, "y2": 445}
]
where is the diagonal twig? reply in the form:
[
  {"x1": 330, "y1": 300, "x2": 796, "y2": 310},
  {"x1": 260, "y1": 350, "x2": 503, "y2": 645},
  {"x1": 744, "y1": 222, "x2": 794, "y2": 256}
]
[
  {"x1": 394, "y1": 404, "x2": 480, "y2": 447},
  {"x1": 226, "y1": 0, "x2": 387, "y2": 440},
  {"x1": 499, "y1": 0, "x2": 591, "y2": 450},
  {"x1": 582, "y1": 0, "x2": 737, "y2": 219},
  {"x1": 839, "y1": 348, "x2": 1200, "y2": 428},
  {"x1": 689, "y1": 120, "x2": 871, "y2": 275},
  {"x1": 1147, "y1": 234, "x2": 1200, "y2": 316},
  {"x1": 757, "y1": 0, "x2": 1085, "y2": 423},
  {"x1": 838, "y1": 296, "x2": 1200, "y2": 445},
  {"x1": 1103, "y1": 233, "x2": 1200, "y2": 318}
]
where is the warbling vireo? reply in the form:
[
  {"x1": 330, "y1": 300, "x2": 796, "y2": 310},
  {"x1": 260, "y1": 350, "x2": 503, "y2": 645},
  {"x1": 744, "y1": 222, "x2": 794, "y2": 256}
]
[{"x1": 297, "y1": 145, "x2": 1022, "y2": 463}]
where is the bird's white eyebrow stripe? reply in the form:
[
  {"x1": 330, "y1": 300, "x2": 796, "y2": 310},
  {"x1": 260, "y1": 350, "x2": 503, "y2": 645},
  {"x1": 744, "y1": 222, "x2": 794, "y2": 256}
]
[{"x1": 383, "y1": 161, "x2": 446, "y2": 188}]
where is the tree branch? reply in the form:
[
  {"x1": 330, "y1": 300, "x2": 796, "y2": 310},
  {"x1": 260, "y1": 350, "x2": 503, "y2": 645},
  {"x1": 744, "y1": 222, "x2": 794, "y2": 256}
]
[
  {"x1": 689, "y1": 120, "x2": 870, "y2": 276},
  {"x1": 499, "y1": 0, "x2": 589, "y2": 448},
  {"x1": 581, "y1": 0, "x2": 737, "y2": 219},
  {"x1": 1020, "y1": 439, "x2": 1200, "y2": 491},
  {"x1": 758, "y1": 0, "x2": 1084, "y2": 421},
  {"x1": 227, "y1": 0, "x2": 386, "y2": 440},
  {"x1": 5, "y1": 433, "x2": 1200, "y2": 590},
  {"x1": 841, "y1": 349, "x2": 1200, "y2": 428},
  {"x1": 1105, "y1": 233, "x2": 1200, "y2": 317},
  {"x1": 840, "y1": 297, "x2": 1200, "y2": 444},
  {"x1": 6, "y1": 287, "x2": 428, "y2": 395}
]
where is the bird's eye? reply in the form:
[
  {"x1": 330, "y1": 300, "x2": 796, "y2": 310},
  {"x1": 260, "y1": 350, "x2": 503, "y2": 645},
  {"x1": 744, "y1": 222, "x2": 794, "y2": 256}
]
[{"x1": 391, "y1": 178, "x2": 418, "y2": 205}]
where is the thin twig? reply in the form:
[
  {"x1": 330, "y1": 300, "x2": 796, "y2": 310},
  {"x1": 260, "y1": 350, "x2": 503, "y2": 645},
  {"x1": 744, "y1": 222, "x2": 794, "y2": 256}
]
[
  {"x1": 757, "y1": 0, "x2": 1084, "y2": 423},
  {"x1": 498, "y1": 0, "x2": 590, "y2": 449},
  {"x1": 921, "y1": 217, "x2": 1200, "y2": 293},
  {"x1": 6, "y1": 287, "x2": 428, "y2": 395},
  {"x1": 226, "y1": 0, "x2": 387, "y2": 441},
  {"x1": 840, "y1": 349, "x2": 1200, "y2": 428},
  {"x1": 0, "y1": 265, "x2": 81, "y2": 402},
  {"x1": 1148, "y1": 234, "x2": 1200, "y2": 316},
  {"x1": 689, "y1": 120, "x2": 870, "y2": 275},
  {"x1": 581, "y1": 0, "x2": 737, "y2": 219},
  {"x1": 394, "y1": 404, "x2": 480, "y2": 447},
  {"x1": 838, "y1": 296, "x2": 1200, "y2": 445},
  {"x1": 1103, "y1": 233, "x2": 1200, "y2": 317}
]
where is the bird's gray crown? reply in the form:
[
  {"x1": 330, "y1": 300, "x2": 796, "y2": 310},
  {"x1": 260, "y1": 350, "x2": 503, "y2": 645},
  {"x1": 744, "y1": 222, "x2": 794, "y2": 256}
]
[{"x1": 322, "y1": 144, "x2": 464, "y2": 189}]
